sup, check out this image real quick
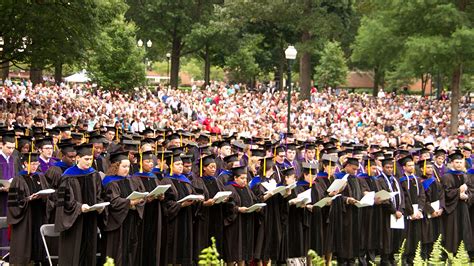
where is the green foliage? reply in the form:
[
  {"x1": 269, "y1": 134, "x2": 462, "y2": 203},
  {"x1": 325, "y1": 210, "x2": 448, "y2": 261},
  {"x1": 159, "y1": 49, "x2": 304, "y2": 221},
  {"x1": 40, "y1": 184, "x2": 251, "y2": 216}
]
[
  {"x1": 413, "y1": 242, "x2": 426, "y2": 265},
  {"x1": 198, "y1": 237, "x2": 221, "y2": 266},
  {"x1": 453, "y1": 241, "x2": 470, "y2": 265},
  {"x1": 314, "y1": 41, "x2": 349, "y2": 88},
  {"x1": 396, "y1": 239, "x2": 406, "y2": 266},
  {"x1": 428, "y1": 235, "x2": 444, "y2": 265},
  {"x1": 104, "y1": 257, "x2": 115, "y2": 266},
  {"x1": 307, "y1": 249, "x2": 325, "y2": 266},
  {"x1": 224, "y1": 34, "x2": 265, "y2": 83},
  {"x1": 87, "y1": 15, "x2": 145, "y2": 91}
]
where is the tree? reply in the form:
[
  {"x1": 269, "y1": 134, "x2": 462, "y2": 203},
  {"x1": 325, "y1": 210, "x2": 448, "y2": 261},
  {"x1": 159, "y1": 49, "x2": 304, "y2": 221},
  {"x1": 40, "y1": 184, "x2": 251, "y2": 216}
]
[
  {"x1": 351, "y1": 16, "x2": 402, "y2": 96},
  {"x1": 315, "y1": 41, "x2": 349, "y2": 89},
  {"x1": 88, "y1": 15, "x2": 145, "y2": 91},
  {"x1": 126, "y1": 0, "x2": 218, "y2": 89}
]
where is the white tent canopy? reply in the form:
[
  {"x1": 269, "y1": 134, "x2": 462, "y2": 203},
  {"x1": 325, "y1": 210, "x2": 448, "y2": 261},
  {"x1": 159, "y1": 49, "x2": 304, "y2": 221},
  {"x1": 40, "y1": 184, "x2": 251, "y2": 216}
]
[{"x1": 64, "y1": 70, "x2": 90, "y2": 83}]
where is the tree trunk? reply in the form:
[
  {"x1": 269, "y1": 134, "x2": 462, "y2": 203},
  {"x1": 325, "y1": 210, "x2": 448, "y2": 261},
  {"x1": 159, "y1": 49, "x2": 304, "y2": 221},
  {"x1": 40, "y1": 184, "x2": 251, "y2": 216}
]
[
  {"x1": 449, "y1": 65, "x2": 461, "y2": 135},
  {"x1": 372, "y1": 67, "x2": 380, "y2": 97},
  {"x1": 299, "y1": 31, "x2": 311, "y2": 100},
  {"x1": 54, "y1": 62, "x2": 63, "y2": 85},
  {"x1": 30, "y1": 56, "x2": 43, "y2": 86},
  {"x1": 277, "y1": 56, "x2": 284, "y2": 91},
  {"x1": 203, "y1": 44, "x2": 210, "y2": 87},
  {"x1": 170, "y1": 36, "x2": 182, "y2": 89},
  {"x1": 1, "y1": 61, "x2": 9, "y2": 81}
]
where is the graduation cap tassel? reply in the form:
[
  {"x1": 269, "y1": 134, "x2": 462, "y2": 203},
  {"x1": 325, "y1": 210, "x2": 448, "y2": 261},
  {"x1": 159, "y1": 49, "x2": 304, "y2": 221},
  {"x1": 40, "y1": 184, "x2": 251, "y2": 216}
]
[
  {"x1": 160, "y1": 149, "x2": 165, "y2": 172},
  {"x1": 368, "y1": 159, "x2": 371, "y2": 176},
  {"x1": 27, "y1": 152, "x2": 31, "y2": 175},
  {"x1": 393, "y1": 160, "x2": 396, "y2": 176},
  {"x1": 309, "y1": 167, "x2": 313, "y2": 188},
  {"x1": 273, "y1": 146, "x2": 277, "y2": 163},
  {"x1": 263, "y1": 158, "x2": 266, "y2": 177},
  {"x1": 316, "y1": 149, "x2": 320, "y2": 161},
  {"x1": 116, "y1": 128, "x2": 119, "y2": 142},
  {"x1": 31, "y1": 141, "x2": 35, "y2": 152},
  {"x1": 200, "y1": 157, "x2": 203, "y2": 177},
  {"x1": 15, "y1": 136, "x2": 18, "y2": 149},
  {"x1": 170, "y1": 154, "x2": 174, "y2": 174},
  {"x1": 180, "y1": 135, "x2": 183, "y2": 147},
  {"x1": 423, "y1": 160, "x2": 427, "y2": 176},
  {"x1": 328, "y1": 160, "x2": 332, "y2": 175},
  {"x1": 139, "y1": 152, "x2": 143, "y2": 173}
]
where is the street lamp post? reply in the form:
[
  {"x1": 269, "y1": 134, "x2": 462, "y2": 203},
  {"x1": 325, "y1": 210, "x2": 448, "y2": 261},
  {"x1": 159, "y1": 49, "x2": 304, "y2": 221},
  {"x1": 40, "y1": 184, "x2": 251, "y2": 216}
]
[
  {"x1": 285, "y1": 45, "x2": 297, "y2": 134},
  {"x1": 137, "y1": 39, "x2": 152, "y2": 73},
  {"x1": 166, "y1": 52, "x2": 171, "y2": 85}
]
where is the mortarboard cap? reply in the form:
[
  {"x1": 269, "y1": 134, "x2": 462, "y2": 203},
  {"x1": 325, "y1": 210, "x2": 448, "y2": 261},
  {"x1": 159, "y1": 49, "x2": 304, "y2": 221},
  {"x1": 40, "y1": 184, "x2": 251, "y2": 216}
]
[
  {"x1": 281, "y1": 167, "x2": 295, "y2": 177},
  {"x1": 448, "y1": 151, "x2": 464, "y2": 162},
  {"x1": 231, "y1": 166, "x2": 247, "y2": 177},
  {"x1": 109, "y1": 151, "x2": 129, "y2": 164},
  {"x1": 21, "y1": 152, "x2": 39, "y2": 163},
  {"x1": 76, "y1": 143, "x2": 93, "y2": 156},
  {"x1": 398, "y1": 156, "x2": 413, "y2": 166},
  {"x1": 344, "y1": 157, "x2": 360, "y2": 167}
]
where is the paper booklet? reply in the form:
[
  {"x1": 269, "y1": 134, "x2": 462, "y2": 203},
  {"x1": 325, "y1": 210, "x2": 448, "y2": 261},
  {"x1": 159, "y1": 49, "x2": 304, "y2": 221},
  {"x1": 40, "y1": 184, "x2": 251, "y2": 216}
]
[
  {"x1": 34, "y1": 189, "x2": 55, "y2": 196},
  {"x1": 148, "y1": 184, "x2": 172, "y2": 197},
  {"x1": 427, "y1": 200, "x2": 440, "y2": 219},
  {"x1": 390, "y1": 214, "x2": 405, "y2": 229},
  {"x1": 177, "y1": 194, "x2": 205, "y2": 203},
  {"x1": 313, "y1": 194, "x2": 341, "y2": 208},
  {"x1": 355, "y1": 191, "x2": 375, "y2": 208},
  {"x1": 289, "y1": 197, "x2": 310, "y2": 207},
  {"x1": 246, "y1": 203, "x2": 267, "y2": 213},
  {"x1": 375, "y1": 190, "x2": 399, "y2": 201},
  {"x1": 213, "y1": 191, "x2": 232, "y2": 204},
  {"x1": 327, "y1": 178, "x2": 347, "y2": 193},
  {"x1": 126, "y1": 191, "x2": 149, "y2": 200},
  {"x1": 0, "y1": 179, "x2": 12, "y2": 189},
  {"x1": 88, "y1": 202, "x2": 110, "y2": 212},
  {"x1": 407, "y1": 204, "x2": 424, "y2": 219}
]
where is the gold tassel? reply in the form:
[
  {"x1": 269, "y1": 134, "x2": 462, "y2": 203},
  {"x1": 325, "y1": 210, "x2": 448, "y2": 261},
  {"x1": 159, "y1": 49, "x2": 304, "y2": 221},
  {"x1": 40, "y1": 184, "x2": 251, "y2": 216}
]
[
  {"x1": 393, "y1": 160, "x2": 396, "y2": 176},
  {"x1": 368, "y1": 159, "x2": 371, "y2": 176},
  {"x1": 328, "y1": 160, "x2": 332, "y2": 175},
  {"x1": 316, "y1": 149, "x2": 320, "y2": 161},
  {"x1": 139, "y1": 152, "x2": 143, "y2": 173},
  {"x1": 15, "y1": 136, "x2": 18, "y2": 149},
  {"x1": 263, "y1": 158, "x2": 266, "y2": 177},
  {"x1": 116, "y1": 128, "x2": 119, "y2": 142},
  {"x1": 170, "y1": 154, "x2": 174, "y2": 174},
  {"x1": 27, "y1": 152, "x2": 31, "y2": 174},
  {"x1": 180, "y1": 135, "x2": 183, "y2": 147},
  {"x1": 200, "y1": 157, "x2": 203, "y2": 177},
  {"x1": 160, "y1": 149, "x2": 165, "y2": 171},
  {"x1": 309, "y1": 167, "x2": 312, "y2": 188}
]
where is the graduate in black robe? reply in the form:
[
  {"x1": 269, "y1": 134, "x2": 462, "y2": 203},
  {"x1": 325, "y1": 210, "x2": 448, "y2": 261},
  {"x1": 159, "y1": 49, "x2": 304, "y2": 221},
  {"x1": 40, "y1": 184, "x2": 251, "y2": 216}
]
[
  {"x1": 357, "y1": 158, "x2": 381, "y2": 265},
  {"x1": 284, "y1": 164, "x2": 313, "y2": 262},
  {"x1": 55, "y1": 143, "x2": 105, "y2": 266},
  {"x1": 7, "y1": 152, "x2": 50, "y2": 265},
  {"x1": 102, "y1": 151, "x2": 145, "y2": 266},
  {"x1": 376, "y1": 157, "x2": 405, "y2": 265},
  {"x1": 191, "y1": 154, "x2": 226, "y2": 261},
  {"x1": 223, "y1": 166, "x2": 259, "y2": 264},
  {"x1": 251, "y1": 156, "x2": 284, "y2": 263},
  {"x1": 131, "y1": 150, "x2": 164, "y2": 266},
  {"x1": 326, "y1": 158, "x2": 362, "y2": 265},
  {"x1": 398, "y1": 156, "x2": 426, "y2": 265},
  {"x1": 441, "y1": 152, "x2": 474, "y2": 254},
  {"x1": 217, "y1": 153, "x2": 240, "y2": 184},
  {"x1": 418, "y1": 159, "x2": 445, "y2": 259},
  {"x1": 165, "y1": 153, "x2": 199, "y2": 266}
]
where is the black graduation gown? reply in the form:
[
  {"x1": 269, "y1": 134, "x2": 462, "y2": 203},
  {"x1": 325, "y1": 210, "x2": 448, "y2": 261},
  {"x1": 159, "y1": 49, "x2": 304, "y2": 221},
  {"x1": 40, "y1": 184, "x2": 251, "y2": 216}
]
[
  {"x1": 326, "y1": 173, "x2": 363, "y2": 261},
  {"x1": 375, "y1": 174, "x2": 405, "y2": 256},
  {"x1": 7, "y1": 172, "x2": 49, "y2": 264},
  {"x1": 311, "y1": 176, "x2": 331, "y2": 256},
  {"x1": 191, "y1": 175, "x2": 225, "y2": 261},
  {"x1": 222, "y1": 183, "x2": 258, "y2": 262},
  {"x1": 55, "y1": 166, "x2": 104, "y2": 266},
  {"x1": 93, "y1": 155, "x2": 109, "y2": 174},
  {"x1": 441, "y1": 171, "x2": 474, "y2": 253},
  {"x1": 357, "y1": 174, "x2": 381, "y2": 253},
  {"x1": 399, "y1": 175, "x2": 426, "y2": 257},
  {"x1": 252, "y1": 176, "x2": 284, "y2": 261},
  {"x1": 284, "y1": 184, "x2": 311, "y2": 259},
  {"x1": 421, "y1": 176, "x2": 445, "y2": 245},
  {"x1": 167, "y1": 176, "x2": 196, "y2": 266},
  {"x1": 102, "y1": 176, "x2": 144, "y2": 266},
  {"x1": 131, "y1": 172, "x2": 162, "y2": 266}
]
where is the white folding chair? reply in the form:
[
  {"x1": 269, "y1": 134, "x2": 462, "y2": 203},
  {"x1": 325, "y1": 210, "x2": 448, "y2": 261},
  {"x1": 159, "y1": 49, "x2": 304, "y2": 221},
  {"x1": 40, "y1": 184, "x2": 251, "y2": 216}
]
[{"x1": 40, "y1": 224, "x2": 59, "y2": 266}]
